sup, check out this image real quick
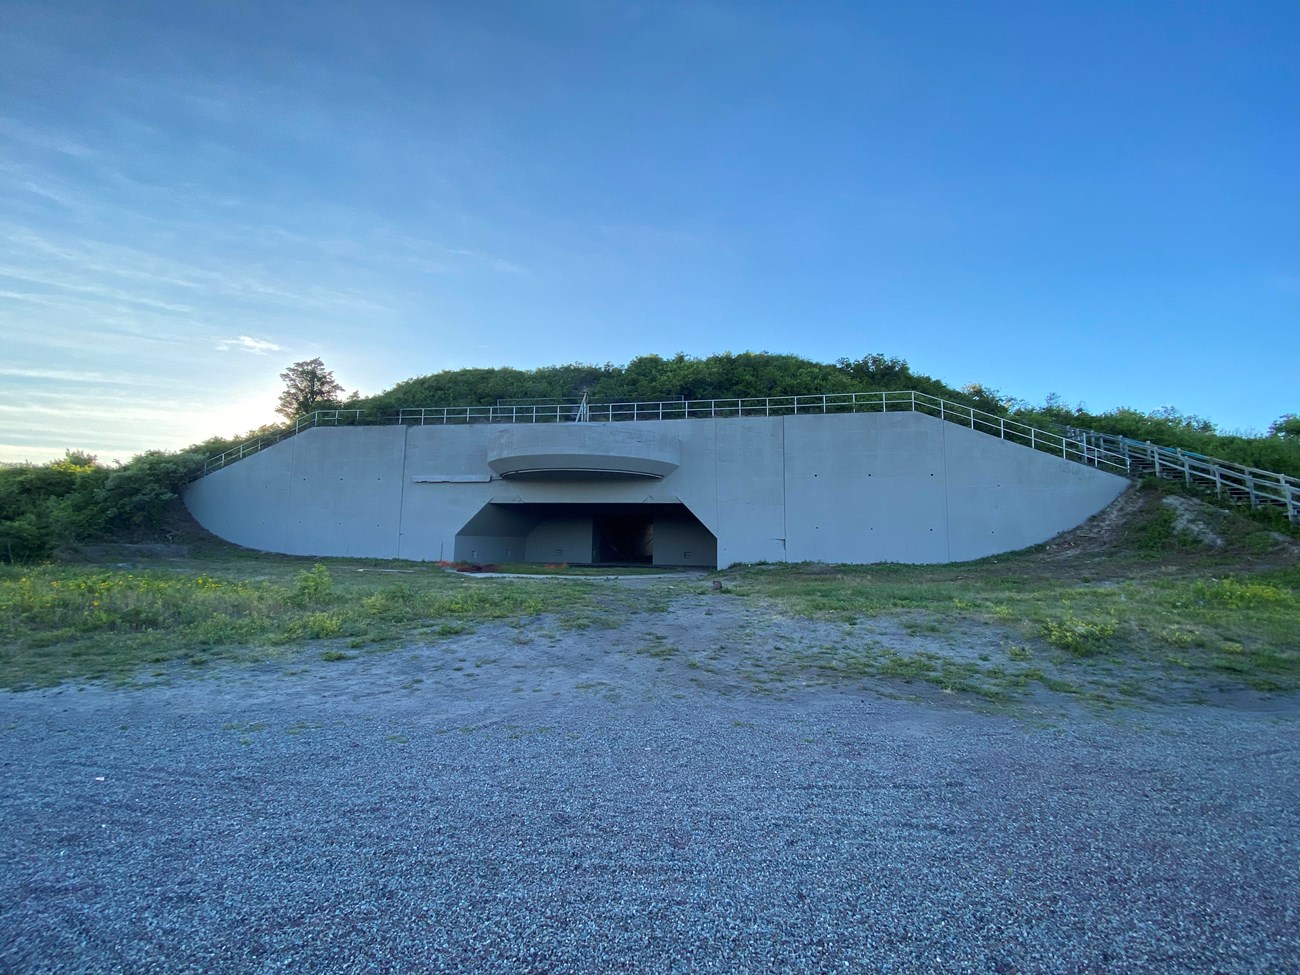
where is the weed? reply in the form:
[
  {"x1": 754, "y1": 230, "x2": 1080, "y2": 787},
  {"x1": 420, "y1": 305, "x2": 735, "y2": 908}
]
[
  {"x1": 1039, "y1": 615, "x2": 1117, "y2": 656},
  {"x1": 1135, "y1": 504, "x2": 1179, "y2": 553},
  {"x1": 291, "y1": 564, "x2": 334, "y2": 606},
  {"x1": 434, "y1": 622, "x2": 472, "y2": 637},
  {"x1": 1188, "y1": 578, "x2": 1295, "y2": 610},
  {"x1": 0, "y1": 560, "x2": 601, "y2": 688}
]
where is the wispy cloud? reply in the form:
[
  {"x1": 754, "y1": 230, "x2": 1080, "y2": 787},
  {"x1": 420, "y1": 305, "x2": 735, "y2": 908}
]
[
  {"x1": 218, "y1": 335, "x2": 283, "y2": 355},
  {"x1": 0, "y1": 117, "x2": 95, "y2": 159},
  {"x1": 443, "y1": 247, "x2": 530, "y2": 277},
  {"x1": 0, "y1": 366, "x2": 153, "y2": 385}
]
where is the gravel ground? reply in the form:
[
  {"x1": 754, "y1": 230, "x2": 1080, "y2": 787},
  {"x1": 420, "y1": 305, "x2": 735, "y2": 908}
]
[{"x1": 2, "y1": 616, "x2": 1298, "y2": 975}]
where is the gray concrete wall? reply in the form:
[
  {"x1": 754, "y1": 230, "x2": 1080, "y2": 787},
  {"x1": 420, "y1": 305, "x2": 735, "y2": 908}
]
[
  {"x1": 525, "y1": 517, "x2": 594, "y2": 564},
  {"x1": 185, "y1": 412, "x2": 1130, "y2": 567},
  {"x1": 654, "y1": 512, "x2": 718, "y2": 567}
]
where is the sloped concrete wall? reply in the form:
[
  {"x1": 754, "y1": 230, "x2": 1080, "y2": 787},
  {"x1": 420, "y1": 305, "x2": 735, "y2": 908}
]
[{"x1": 185, "y1": 412, "x2": 1129, "y2": 567}]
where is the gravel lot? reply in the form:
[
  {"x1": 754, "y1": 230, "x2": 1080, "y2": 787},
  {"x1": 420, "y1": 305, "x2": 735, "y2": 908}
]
[{"x1": 2, "y1": 602, "x2": 1298, "y2": 974}]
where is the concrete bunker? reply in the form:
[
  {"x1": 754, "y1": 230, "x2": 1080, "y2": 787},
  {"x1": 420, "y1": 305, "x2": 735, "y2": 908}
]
[
  {"x1": 453, "y1": 502, "x2": 717, "y2": 567},
  {"x1": 183, "y1": 403, "x2": 1133, "y2": 566}
]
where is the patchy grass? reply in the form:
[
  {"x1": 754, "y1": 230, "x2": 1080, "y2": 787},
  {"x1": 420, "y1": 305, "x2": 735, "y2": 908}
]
[
  {"x1": 721, "y1": 487, "x2": 1300, "y2": 703},
  {"x1": 725, "y1": 560, "x2": 1300, "y2": 697},
  {"x1": 0, "y1": 558, "x2": 601, "y2": 688}
]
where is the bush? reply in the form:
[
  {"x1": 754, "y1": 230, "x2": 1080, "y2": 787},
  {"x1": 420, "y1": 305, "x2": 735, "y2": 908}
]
[
  {"x1": 291, "y1": 564, "x2": 334, "y2": 606},
  {"x1": 1040, "y1": 615, "x2": 1117, "y2": 655}
]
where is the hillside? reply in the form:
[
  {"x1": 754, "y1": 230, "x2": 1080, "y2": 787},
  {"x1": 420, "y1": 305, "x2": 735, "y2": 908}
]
[{"x1": 353, "y1": 352, "x2": 1010, "y2": 417}]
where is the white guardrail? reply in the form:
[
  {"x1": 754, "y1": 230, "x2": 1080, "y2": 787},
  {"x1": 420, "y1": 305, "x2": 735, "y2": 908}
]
[
  {"x1": 195, "y1": 392, "x2": 1300, "y2": 523},
  {"x1": 1069, "y1": 430, "x2": 1299, "y2": 524},
  {"x1": 201, "y1": 391, "x2": 1129, "y2": 476},
  {"x1": 202, "y1": 409, "x2": 365, "y2": 475}
]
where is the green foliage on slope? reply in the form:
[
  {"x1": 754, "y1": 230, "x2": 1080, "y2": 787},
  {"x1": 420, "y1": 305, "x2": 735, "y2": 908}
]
[
  {"x1": 356, "y1": 352, "x2": 1005, "y2": 414},
  {"x1": 1015, "y1": 398, "x2": 1300, "y2": 479},
  {"x1": 0, "y1": 450, "x2": 205, "y2": 561}
]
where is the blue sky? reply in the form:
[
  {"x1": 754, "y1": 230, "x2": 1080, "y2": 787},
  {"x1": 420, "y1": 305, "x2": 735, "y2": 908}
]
[{"x1": 2, "y1": 0, "x2": 1296, "y2": 463}]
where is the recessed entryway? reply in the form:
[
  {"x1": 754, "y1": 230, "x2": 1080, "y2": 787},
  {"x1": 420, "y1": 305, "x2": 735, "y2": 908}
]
[{"x1": 453, "y1": 502, "x2": 716, "y2": 567}]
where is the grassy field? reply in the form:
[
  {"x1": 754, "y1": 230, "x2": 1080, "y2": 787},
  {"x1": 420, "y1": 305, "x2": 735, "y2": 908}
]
[
  {"x1": 721, "y1": 562, "x2": 1300, "y2": 699},
  {"x1": 718, "y1": 487, "x2": 1300, "y2": 702},
  {"x1": 2, "y1": 484, "x2": 1297, "y2": 702},
  {"x1": 0, "y1": 556, "x2": 615, "y2": 689}
]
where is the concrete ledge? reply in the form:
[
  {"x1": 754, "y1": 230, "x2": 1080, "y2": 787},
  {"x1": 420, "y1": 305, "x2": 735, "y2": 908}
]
[{"x1": 487, "y1": 425, "x2": 681, "y2": 480}]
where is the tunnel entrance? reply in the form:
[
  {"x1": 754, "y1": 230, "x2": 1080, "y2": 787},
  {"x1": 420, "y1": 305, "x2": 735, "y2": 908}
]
[
  {"x1": 593, "y1": 513, "x2": 654, "y2": 564},
  {"x1": 453, "y1": 502, "x2": 716, "y2": 567}
]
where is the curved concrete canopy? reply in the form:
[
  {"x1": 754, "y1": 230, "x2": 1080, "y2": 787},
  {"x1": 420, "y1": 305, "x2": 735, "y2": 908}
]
[{"x1": 487, "y1": 425, "x2": 681, "y2": 480}]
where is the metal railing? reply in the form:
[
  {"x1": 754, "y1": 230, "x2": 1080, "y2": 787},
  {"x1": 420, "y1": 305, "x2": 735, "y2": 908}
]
[
  {"x1": 196, "y1": 390, "x2": 1298, "y2": 524},
  {"x1": 200, "y1": 392, "x2": 1131, "y2": 477},
  {"x1": 202, "y1": 410, "x2": 365, "y2": 475},
  {"x1": 1069, "y1": 430, "x2": 1299, "y2": 524}
]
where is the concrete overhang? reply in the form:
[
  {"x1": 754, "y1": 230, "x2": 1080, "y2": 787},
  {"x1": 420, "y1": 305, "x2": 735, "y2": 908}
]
[{"x1": 487, "y1": 425, "x2": 681, "y2": 480}]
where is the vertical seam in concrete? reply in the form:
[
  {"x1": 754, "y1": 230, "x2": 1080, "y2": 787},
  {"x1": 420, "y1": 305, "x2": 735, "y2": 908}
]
[
  {"x1": 711, "y1": 418, "x2": 720, "y2": 549},
  {"x1": 283, "y1": 430, "x2": 297, "y2": 553},
  {"x1": 396, "y1": 425, "x2": 410, "y2": 559},
  {"x1": 940, "y1": 417, "x2": 952, "y2": 562},
  {"x1": 781, "y1": 416, "x2": 788, "y2": 562}
]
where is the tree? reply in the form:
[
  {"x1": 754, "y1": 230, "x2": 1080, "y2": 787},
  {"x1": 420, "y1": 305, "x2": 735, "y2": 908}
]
[
  {"x1": 276, "y1": 358, "x2": 344, "y2": 421},
  {"x1": 1269, "y1": 414, "x2": 1300, "y2": 440}
]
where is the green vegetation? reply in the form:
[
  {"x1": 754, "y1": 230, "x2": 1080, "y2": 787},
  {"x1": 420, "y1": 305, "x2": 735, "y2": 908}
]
[
  {"x1": 357, "y1": 351, "x2": 1009, "y2": 416},
  {"x1": 0, "y1": 483, "x2": 1295, "y2": 709},
  {"x1": 276, "y1": 357, "x2": 346, "y2": 421},
  {"x1": 0, "y1": 450, "x2": 205, "y2": 562},
  {"x1": 0, "y1": 559, "x2": 603, "y2": 688},
  {"x1": 1016, "y1": 397, "x2": 1300, "y2": 479},
  {"x1": 725, "y1": 559, "x2": 1300, "y2": 698}
]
